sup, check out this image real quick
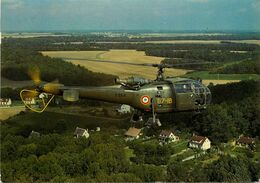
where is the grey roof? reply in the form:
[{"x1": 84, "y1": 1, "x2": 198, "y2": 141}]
[{"x1": 74, "y1": 127, "x2": 87, "y2": 136}]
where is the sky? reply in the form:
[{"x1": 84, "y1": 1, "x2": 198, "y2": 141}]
[{"x1": 1, "y1": 0, "x2": 260, "y2": 32}]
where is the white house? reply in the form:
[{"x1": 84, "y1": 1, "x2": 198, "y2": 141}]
[
  {"x1": 189, "y1": 135, "x2": 211, "y2": 150},
  {"x1": 125, "y1": 127, "x2": 142, "y2": 141},
  {"x1": 74, "y1": 127, "x2": 89, "y2": 139},
  {"x1": 116, "y1": 104, "x2": 131, "y2": 114},
  {"x1": 159, "y1": 130, "x2": 179, "y2": 144},
  {"x1": 24, "y1": 98, "x2": 36, "y2": 105},
  {"x1": 0, "y1": 98, "x2": 12, "y2": 107}
]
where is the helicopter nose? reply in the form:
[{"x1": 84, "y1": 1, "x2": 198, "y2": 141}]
[{"x1": 193, "y1": 82, "x2": 211, "y2": 107}]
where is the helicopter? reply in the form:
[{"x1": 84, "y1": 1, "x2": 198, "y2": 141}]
[{"x1": 20, "y1": 59, "x2": 211, "y2": 126}]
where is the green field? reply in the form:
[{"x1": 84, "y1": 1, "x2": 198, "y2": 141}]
[{"x1": 185, "y1": 71, "x2": 260, "y2": 81}]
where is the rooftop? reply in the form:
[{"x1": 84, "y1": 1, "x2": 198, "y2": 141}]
[
  {"x1": 125, "y1": 127, "x2": 141, "y2": 137},
  {"x1": 237, "y1": 136, "x2": 254, "y2": 144},
  {"x1": 191, "y1": 135, "x2": 207, "y2": 144},
  {"x1": 74, "y1": 127, "x2": 88, "y2": 136},
  {"x1": 160, "y1": 130, "x2": 175, "y2": 137}
]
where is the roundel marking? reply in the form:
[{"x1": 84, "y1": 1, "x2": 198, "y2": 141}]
[{"x1": 140, "y1": 95, "x2": 151, "y2": 105}]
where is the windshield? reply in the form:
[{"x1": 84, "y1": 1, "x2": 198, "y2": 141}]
[{"x1": 174, "y1": 83, "x2": 192, "y2": 93}]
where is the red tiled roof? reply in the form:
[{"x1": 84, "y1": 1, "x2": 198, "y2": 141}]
[
  {"x1": 237, "y1": 136, "x2": 254, "y2": 144},
  {"x1": 191, "y1": 135, "x2": 207, "y2": 144},
  {"x1": 160, "y1": 130, "x2": 174, "y2": 137}
]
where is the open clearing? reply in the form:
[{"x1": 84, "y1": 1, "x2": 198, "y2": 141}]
[
  {"x1": 42, "y1": 50, "x2": 190, "y2": 79},
  {"x1": 202, "y1": 80, "x2": 240, "y2": 86},
  {"x1": 0, "y1": 107, "x2": 25, "y2": 120}
]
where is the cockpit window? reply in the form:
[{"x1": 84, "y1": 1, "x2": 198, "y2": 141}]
[{"x1": 175, "y1": 83, "x2": 192, "y2": 93}]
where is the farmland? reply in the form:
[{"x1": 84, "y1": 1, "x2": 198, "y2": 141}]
[
  {"x1": 41, "y1": 50, "x2": 250, "y2": 84},
  {"x1": 42, "y1": 50, "x2": 190, "y2": 79},
  {"x1": 0, "y1": 106, "x2": 25, "y2": 120}
]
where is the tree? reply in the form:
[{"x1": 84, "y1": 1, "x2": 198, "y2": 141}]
[
  {"x1": 34, "y1": 154, "x2": 64, "y2": 181},
  {"x1": 130, "y1": 164, "x2": 166, "y2": 182},
  {"x1": 208, "y1": 155, "x2": 251, "y2": 182},
  {"x1": 18, "y1": 143, "x2": 37, "y2": 158},
  {"x1": 194, "y1": 104, "x2": 236, "y2": 143}
]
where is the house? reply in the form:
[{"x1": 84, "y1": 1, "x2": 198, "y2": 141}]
[
  {"x1": 125, "y1": 127, "x2": 142, "y2": 140},
  {"x1": 29, "y1": 130, "x2": 40, "y2": 138},
  {"x1": 74, "y1": 127, "x2": 89, "y2": 139},
  {"x1": 236, "y1": 136, "x2": 255, "y2": 148},
  {"x1": 0, "y1": 98, "x2": 12, "y2": 107},
  {"x1": 189, "y1": 135, "x2": 211, "y2": 150},
  {"x1": 159, "y1": 130, "x2": 179, "y2": 144},
  {"x1": 116, "y1": 104, "x2": 131, "y2": 114},
  {"x1": 24, "y1": 98, "x2": 36, "y2": 105}
]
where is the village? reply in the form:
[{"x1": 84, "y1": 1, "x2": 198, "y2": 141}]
[
  {"x1": 1, "y1": 97, "x2": 258, "y2": 167},
  {"x1": 26, "y1": 101, "x2": 256, "y2": 165},
  {"x1": 27, "y1": 124, "x2": 256, "y2": 164}
]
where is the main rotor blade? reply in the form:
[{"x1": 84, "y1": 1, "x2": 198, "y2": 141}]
[
  {"x1": 59, "y1": 57, "x2": 218, "y2": 69},
  {"x1": 162, "y1": 62, "x2": 218, "y2": 68},
  {"x1": 27, "y1": 66, "x2": 41, "y2": 85},
  {"x1": 60, "y1": 57, "x2": 156, "y2": 67}
]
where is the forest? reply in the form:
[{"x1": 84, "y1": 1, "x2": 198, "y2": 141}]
[
  {"x1": 213, "y1": 59, "x2": 260, "y2": 74},
  {"x1": 1, "y1": 80, "x2": 259, "y2": 182}
]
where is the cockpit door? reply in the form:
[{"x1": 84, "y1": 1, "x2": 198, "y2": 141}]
[
  {"x1": 174, "y1": 83, "x2": 195, "y2": 111},
  {"x1": 154, "y1": 85, "x2": 174, "y2": 112}
]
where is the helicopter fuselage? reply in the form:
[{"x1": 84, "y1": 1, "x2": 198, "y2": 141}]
[{"x1": 44, "y1": 77, "x2": 211, "y2": 113}]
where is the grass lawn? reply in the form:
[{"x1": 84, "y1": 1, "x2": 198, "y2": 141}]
[
  {"x1": 171, "y1": 140, "x2": 189, "y2": 153},
  {"x1": 181, "y1": 148, "x2": 195, "y2": 157},
  {"x1": 125, "y1": 147, "x2": 135, "y2": 162},
  {"x1": 201, "y1": 154, "x2": 220, "y2": 164},
  {"x1": 253, "y1": 151, "x2": 260, "y2": 162},
  {"x1": 142, "y1": 137, "x2": 158, "y2": 144},
  {"x1": 11, "y1": 100, "x2": 24, "y2": 106}
]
